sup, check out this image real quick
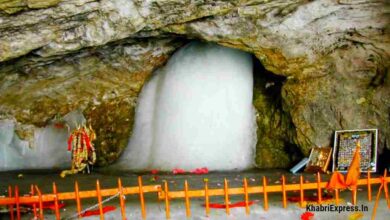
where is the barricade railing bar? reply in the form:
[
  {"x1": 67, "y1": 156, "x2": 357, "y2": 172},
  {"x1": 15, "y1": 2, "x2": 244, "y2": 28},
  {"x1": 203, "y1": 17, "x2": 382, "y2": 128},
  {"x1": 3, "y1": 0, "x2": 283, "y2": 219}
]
[{"x1": 0, "y1": 171, "x2": 389, "y2": 220}]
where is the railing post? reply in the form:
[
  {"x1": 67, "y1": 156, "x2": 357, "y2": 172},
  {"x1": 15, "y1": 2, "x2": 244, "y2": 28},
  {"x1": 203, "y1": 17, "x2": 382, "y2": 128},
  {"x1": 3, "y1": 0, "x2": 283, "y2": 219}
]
[
  {"x1": 316, "y1": 172, "x2": 322, "y2": 204},
  {"x1": 8, "y1": 186, "x2": 14, "y2": 220},
  {"x1": 224, "y1": 178, "x2": 230, "y2": 215},
  {"x1": 15, "y1": 185, "x2": 20, "y2": 220},
  {"x1": 118, "y1": 178, "x2": 126, "y2": 220},
  {"x1": 96, "y1": 180, "x2": 104, "y2": 220},
  {"x1": 30, "y1": 185, "x2": 37, "y2": 218},
  {"x1": 34, "y1": 185, "x2": 44, "y2": 220},
  {"x1": 204, "y1": 179, "x2": 210, "y2": 217},
  {"x1": 367, "y1": 170, "x2": 372, "y2": 202},
  {"x1": 74, "y1": 181, "x2": 82, "y2": 219},
  {"x1": 243, "y1": 178, "x2": 250, "y2": 215},
  {"x1": 352, "y1": 188, "x2": 357, "y2": 205},
  {"x1": 164, "y1": 180, "x2": 170, "y2": 219},
  {"x1": 263, "y1": 176, "x2": 268, "y2": 211},
  {"x1": 299, "y1": 175, "x2": 304, "y2": 208},
  {"x1": 184, "y1": 180, "x2": 191, "y2": 217},
  {"x1": 52, "y1": 182, "x2": 61, "y2": 220},
  {"x1": 282, "y1": 175, "x2": 287, "y2": 208},
  {"x1": 335, "y1": 189, "x2": 339, "y2": 205},
  {"x1": 383, "y1": 169, "x2": 389, "y2": 209},
  {"x1": 138, "y1": 176, "x2": 146, "y2": 219},
  {"x1": 371, "y1": 180, "x2": 384, "y2": 220}
]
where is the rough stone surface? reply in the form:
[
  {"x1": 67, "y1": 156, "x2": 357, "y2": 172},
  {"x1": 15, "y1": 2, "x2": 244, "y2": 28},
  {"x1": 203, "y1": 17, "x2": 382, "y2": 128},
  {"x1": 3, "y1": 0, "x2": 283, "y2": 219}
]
[
  {"x1": 253, "y1": 60, "x2": 301, "y2": 168},
  {"x1": 0, "y1": 38, "x2": 183, "y2": 166},
  {"x1": 0, "y1": 0, "x2": 61, "y2": 14},
  {"x1": 0, "y1": 0, "x2": 389, "y2": 168}
]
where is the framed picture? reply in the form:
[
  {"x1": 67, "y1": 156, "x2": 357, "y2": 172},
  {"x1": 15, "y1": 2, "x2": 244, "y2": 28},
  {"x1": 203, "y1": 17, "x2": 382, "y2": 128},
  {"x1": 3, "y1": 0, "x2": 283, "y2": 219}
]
[
  {"x1": 305, "y1": 146, "x2": 332, "y2": 173},
  {"x1": 332, "y1": 129, "x2": 378, "y2": 173}
]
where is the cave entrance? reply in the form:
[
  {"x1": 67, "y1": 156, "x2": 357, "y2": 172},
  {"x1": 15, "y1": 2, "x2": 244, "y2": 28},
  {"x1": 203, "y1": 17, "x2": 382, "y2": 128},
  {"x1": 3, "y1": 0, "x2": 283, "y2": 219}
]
[
  {"x1": 252, "y1": 56, "x2": 303, "y2": 169},
  {"x1": 118, "y1": 41, "x2": 257, "y2": 171},
  {"x1": 117, "y1": 41, "x2": 302, "y2": 171}
]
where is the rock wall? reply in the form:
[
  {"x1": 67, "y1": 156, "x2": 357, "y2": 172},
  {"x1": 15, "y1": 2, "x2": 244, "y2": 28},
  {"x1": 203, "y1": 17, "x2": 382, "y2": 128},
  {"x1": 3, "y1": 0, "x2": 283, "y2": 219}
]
[
  {"x1": 0, "y1": 38, "x2": 183, "y2": 166},
  {"x1": 0, "y1": 0, "x2": 389, "y2": 168}
]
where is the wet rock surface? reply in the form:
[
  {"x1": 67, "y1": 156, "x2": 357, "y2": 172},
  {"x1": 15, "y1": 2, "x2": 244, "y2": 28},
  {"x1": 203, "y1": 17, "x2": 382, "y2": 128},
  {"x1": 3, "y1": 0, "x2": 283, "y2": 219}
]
[{"x1": 0, "y1": 0, "x2": 389, "y2": 168}]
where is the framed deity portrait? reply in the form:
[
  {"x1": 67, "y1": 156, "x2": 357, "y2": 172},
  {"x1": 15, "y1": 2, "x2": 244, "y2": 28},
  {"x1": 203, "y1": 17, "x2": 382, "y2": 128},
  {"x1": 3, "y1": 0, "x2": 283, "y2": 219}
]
[{"x1": 332, "y1": 129, "x2": 378, "y2": 173}]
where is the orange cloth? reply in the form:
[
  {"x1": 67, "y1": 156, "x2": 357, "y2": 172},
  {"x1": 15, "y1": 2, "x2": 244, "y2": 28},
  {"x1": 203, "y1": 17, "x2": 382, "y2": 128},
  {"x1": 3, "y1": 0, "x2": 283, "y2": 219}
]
[
  {"x1": 326, "y1": 141, "x2": 361, "y2": 191},
  {"x1": 326, "y1": 171, "x2": 346, "y2": 190},
  {"x1": 345, "y1": 143, "x2": 361, "y2": 190}
]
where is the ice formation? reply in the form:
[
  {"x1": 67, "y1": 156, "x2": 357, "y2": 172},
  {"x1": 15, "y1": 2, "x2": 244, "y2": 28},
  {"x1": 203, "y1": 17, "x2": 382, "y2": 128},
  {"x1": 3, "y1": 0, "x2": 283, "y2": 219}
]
[
  {"x1": 0, "y1": 110, "x2": 86, "y2": 171},
  {"x1": 117, "y1": 41, "x2": 257, "y2": 171}
]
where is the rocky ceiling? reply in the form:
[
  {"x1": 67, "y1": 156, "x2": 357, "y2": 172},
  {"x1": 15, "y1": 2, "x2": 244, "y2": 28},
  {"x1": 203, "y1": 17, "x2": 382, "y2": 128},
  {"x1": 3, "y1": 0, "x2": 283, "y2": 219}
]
[{"x1": 0, "y1": 0, "x2": 389, "y2": 167}]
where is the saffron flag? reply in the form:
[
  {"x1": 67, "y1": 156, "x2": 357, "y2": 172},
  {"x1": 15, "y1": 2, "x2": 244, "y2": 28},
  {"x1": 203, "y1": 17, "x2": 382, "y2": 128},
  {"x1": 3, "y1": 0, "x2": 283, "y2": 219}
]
[
  {"x1": 345, "y1": 141, "x2": 361, "y2": 190},
  {"x1": 326, "y1": 171, "x2": 346, "y2": 190},
  {"x1": 326, "y1": 141, "x2": 361, "y2": 191}
]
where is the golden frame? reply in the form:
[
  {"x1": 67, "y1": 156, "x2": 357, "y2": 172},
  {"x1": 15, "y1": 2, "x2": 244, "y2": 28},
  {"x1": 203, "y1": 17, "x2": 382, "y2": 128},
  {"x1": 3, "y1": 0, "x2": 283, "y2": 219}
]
[{"x1": 305, "y1": 146, "x2": 332, "y2": 173}]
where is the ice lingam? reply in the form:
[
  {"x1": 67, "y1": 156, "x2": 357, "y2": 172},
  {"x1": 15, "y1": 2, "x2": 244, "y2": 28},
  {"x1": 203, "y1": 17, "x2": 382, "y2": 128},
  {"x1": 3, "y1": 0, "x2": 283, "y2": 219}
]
[{"x1": 117, "y1": 42, "x2": 257, "y2": 171}]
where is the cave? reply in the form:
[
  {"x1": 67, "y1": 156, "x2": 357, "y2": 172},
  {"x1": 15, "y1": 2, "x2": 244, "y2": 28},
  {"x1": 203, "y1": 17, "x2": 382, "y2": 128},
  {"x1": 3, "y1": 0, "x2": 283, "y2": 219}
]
[
  {"x1": 0, "y1": 1, "x2": 389, "y2": 219},
  {"x1": 115, "y1": 41, "x2": 305, "y2": 171},
  {"x1": 0, "y1": 40, "x2": 309, "y2": 172}
]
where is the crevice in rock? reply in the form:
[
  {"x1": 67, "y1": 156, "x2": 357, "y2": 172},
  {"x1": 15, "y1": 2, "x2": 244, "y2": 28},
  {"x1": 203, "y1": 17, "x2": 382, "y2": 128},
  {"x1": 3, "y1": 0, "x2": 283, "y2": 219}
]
[{"x1": 252, "y1": 56, "x2": 301, "y2": 168}]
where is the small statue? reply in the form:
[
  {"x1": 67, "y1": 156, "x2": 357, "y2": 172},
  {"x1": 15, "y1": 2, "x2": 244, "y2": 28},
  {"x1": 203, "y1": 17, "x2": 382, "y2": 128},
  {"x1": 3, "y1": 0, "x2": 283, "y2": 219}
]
[{"x1": 60, "y1": 125, "x2": 96, "y2": 178}]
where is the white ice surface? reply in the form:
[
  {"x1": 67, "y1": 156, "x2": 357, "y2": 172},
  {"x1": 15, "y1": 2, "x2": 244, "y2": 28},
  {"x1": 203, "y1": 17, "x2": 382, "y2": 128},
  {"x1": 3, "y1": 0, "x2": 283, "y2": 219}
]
[
  {"x1": 0, "y1": 110, "x2": 86, "y2": 171},
  {"x1": 117, "y1": 41, "x2": 257, "y2": 171}
]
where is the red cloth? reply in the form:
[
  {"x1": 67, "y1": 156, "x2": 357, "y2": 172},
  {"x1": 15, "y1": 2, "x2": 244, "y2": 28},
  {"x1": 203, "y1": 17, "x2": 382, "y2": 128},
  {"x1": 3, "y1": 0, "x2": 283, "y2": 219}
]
[
  {"x1": 172, "y1": 168, "x2": 186, "y2": 174},
  {"x1": 301, "y1": 211, "x2": 315, "y2": 220},
  {"x1": 151, "y1": 169, "x2": 159, "y2": 174},
  {"x1": 54, "y1": 123, "x2": 65, "y2": 129},
  {"x1": 191, "y1": 167, "x2": 209, "y2": 174},
  {"x1": 67, "y1": 130, "x2": 93, "y2": 152},
  {"x1": 24, "y1": 201, "x2": 66, "y2": 210},
  {"x1": 67, "y1": 134, "x2": 73, "y2": 151},
  {"x1": 82, "y1": 131, "x2": 92, "y2": 151},
  {"x1": 81, "y1": 206, "x2": 116, "y2": 217}
]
